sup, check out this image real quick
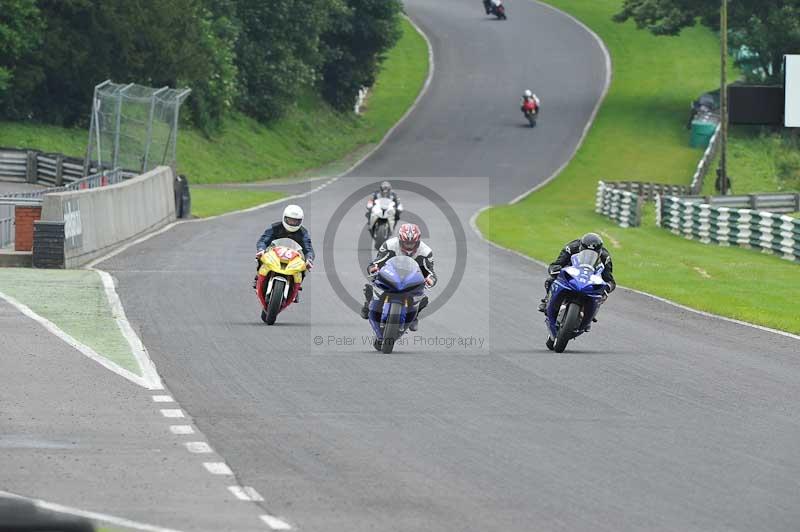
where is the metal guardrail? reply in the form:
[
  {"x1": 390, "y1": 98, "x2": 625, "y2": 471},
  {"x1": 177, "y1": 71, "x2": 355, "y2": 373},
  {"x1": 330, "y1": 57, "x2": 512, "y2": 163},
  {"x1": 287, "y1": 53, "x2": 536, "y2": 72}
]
[
  {"x1": 680, "y1": 192, "x2": 800, "y2": 213},
  {"x1": 657, "y1": 195, "x2": 800, "y2": 262},
  {"x1": 595, "y1": 181, "x2": 643, "y2": 227},
  {"x1": 0, "y1": 147, "x2": 105, "y2": 187}
]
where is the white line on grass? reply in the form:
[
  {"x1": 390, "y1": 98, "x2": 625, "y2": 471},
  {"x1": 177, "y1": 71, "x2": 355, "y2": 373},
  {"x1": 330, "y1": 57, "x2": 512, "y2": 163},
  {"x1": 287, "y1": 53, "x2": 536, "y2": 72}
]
[
  {"x1": 0, "y1": 490, "x2": 182, "y2": 532},
  {"x1": 95, "y1": 269, "x2": 163, "y2": 389},
  {"x1": 260, "y1": 514, "x2": 293, "y2": 530},
  {"x1": 0, "y1": 291, "x2": 159, "y2": 390}
]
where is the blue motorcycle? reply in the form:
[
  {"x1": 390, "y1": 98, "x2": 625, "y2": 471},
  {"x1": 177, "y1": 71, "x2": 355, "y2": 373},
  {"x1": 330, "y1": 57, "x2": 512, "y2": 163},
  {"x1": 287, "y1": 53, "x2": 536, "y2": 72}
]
[
  {"x1": 367, "y1": 256, "x2": 427, "y2": 354},
  {"x1": 545, "y1": 250, "x2": 608, "y2": 353}
]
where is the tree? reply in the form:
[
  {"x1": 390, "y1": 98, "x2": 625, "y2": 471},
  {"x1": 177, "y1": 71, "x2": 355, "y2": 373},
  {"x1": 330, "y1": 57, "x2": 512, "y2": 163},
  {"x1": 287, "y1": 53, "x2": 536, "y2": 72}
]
[
  {"x1": 320, "y1": 0, "x2": 402, "y2": 110},
  {"x1": 0, "y1": 0, "x2": 42, "y2": 108},
  {"x1": 614, "y1": 0, "x2": 800, "y2": 83},
  {"x1": 234, "y1": 0, "x2": 330, "y2": 121}
]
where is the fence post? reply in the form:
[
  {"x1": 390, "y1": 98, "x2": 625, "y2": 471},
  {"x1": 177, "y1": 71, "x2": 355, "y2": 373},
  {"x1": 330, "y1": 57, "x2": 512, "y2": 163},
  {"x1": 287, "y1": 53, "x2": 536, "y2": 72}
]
[
  {"x1": 54, "y1": 154, "x2": 64, "y2": 187},
  {"x1": 26, "y1": 151, "x2": 38, "y2": 184}
]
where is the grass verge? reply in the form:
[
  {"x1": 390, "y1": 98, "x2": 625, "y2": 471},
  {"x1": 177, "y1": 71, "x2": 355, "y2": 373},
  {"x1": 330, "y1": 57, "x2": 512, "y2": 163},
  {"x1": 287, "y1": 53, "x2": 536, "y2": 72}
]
[
  {"x1": 0, "y1": 16, "x2": 428, "y2": 185},
  {"x1": 477, "y1": 0, "x2": 800, "y2": 334},
  {"x1": 0, "y1": 269, "x2": 141, "y2": 374},
  {"x1": 190, "y1": 189, "x2": 284, "y2": 218}
]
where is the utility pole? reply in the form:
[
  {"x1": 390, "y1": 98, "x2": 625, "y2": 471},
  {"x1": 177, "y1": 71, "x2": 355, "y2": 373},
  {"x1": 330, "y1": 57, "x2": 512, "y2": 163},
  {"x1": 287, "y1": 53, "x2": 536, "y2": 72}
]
[{"x1": 720, "y1": 0, "x2": 729, "y2": 195}]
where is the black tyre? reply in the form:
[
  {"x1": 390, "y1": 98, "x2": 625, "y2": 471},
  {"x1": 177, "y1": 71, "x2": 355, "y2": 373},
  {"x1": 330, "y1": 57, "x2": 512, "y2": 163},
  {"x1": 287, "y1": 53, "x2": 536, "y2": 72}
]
[
  {"x1": 381, "y1": 302, "x2": 402, "y2": 354},
  {"x1": 373, "y1": 339, "x2": 383, "y2": 352},
  {"x1": 260, "y1": 310, "x2": 268, "y2": 323},
  {"x1": 374, "y1": 221, "x2": 390, "y2": 250},
  {"x1": 265, "y1": 278, "x2": 286, "y2": 325},
  {"x1": 554, "y1": 303, "x2": 581, "y2": 353}
]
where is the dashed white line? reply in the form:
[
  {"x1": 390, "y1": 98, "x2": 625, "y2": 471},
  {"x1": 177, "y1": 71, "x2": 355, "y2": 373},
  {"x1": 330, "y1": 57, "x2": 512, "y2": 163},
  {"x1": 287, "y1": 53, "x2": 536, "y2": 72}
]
[
  {"x1": 152, "y1": 395, "x2": 174, "y2": 402},
  {"x1": 228, "y1": 486, "x2": 264, "y2": 502},
  {"x1": 185, "y1": 441, "x2": 212, "y2": 454},
  {"x1": 160, "y1": 409, "x2": 184, "y2": 418},
  {"x1": 260, "y1": 514, "x2": 292, "y2": 530},
  {"x1": 169, "y1": 425, "x2": 194, "y2": 435},
  {"x1": 203, "y1": 462, "x2": 233, "y2": 475}
]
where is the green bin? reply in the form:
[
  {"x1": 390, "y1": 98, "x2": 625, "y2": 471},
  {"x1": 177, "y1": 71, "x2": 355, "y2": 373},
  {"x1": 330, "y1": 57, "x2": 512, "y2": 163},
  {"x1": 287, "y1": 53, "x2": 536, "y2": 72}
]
[{"x1": 690, "y1": 120, "x2": 717, "y2": 148}]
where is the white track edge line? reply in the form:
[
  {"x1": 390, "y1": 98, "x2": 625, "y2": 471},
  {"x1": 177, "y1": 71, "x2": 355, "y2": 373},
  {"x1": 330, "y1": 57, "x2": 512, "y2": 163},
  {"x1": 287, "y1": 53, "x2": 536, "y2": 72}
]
[
  {"x1": 94, "y1": 269, "x2": 163, "y2": 389},
  {"x1": 507, "y1": 0, "x2": 613, "y2": 205},
  {"x1": 0, "y1": 290, "x2": 157, "y2": 389},
  {"x1": 84, "y1": 12, "x2": 435, "y2": 270},
  {"x1": 0, "y1": 490, "x2": 182, "y2": 532}
]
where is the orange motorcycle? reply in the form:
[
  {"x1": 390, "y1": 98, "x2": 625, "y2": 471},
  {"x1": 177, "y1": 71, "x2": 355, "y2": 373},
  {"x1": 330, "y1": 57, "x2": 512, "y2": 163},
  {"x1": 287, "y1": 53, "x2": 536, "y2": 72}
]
[{"x1": 256, "y1": 238, "x2": 307, "y2": 325}]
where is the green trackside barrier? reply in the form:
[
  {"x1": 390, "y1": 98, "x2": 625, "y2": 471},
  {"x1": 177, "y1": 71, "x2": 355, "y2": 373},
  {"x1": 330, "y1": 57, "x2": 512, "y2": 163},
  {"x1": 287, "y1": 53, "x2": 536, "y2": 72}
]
[{"x1": 690, "y1": 120, "x2": 718, "y2": 148}]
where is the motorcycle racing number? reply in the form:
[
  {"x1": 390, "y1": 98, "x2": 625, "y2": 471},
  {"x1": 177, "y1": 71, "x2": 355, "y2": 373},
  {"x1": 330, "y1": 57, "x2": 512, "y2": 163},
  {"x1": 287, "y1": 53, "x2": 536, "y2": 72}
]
[{"x1": 275, "y1": 247, "x2": 299, "y2": 261}]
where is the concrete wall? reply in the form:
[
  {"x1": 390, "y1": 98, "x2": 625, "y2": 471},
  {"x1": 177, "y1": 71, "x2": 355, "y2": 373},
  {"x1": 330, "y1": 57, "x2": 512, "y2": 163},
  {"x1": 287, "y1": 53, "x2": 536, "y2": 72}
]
[{"x1": 41, "y1": 166, "x2": 175, "y2": 268}]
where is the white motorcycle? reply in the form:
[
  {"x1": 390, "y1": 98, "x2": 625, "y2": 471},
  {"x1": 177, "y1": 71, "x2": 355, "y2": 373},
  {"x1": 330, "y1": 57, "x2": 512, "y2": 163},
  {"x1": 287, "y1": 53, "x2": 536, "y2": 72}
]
[{"x1": 368, "y1": 197, "x2": 399, "y2": 250}]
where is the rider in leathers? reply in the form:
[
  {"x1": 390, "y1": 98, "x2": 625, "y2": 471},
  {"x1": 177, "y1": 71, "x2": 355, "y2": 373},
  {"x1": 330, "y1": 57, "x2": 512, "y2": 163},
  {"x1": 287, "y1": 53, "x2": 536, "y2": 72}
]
[
  {"x1": 365, "y1": 180, "x2": 403, "y2": 224},
  {"x1": 361, "y1": 223, "x2": 436, "y2": 331},
  {"x1": 538, "y1": 232, "x2": 615, "y2": 318}
]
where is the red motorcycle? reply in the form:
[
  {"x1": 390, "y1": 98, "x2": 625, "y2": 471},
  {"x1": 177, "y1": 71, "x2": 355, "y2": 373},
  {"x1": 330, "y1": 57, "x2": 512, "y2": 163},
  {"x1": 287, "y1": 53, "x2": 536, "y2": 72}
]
[
  {"x1": 522, "y1": 99, "x2": 539, "y2": 128},
  {"x1": 483, "y1": 0, "x2": 507, "y2": 19}
]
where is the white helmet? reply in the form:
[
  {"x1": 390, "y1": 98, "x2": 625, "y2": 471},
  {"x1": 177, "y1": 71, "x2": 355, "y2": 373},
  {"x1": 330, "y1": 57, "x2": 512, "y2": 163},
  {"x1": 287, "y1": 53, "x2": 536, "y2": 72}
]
[
  {"x1": 282, "y1": 204, "x2": 304, "y2": 233},
  {"x1": 523, "y1": 89, "x2": 533, "y2": 98}
]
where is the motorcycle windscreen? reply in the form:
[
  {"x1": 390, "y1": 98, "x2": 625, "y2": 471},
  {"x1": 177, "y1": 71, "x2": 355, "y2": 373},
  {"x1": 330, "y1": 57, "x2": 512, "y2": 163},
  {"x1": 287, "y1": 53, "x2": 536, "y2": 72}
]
[
  {"x1": 379, "y1": 256, "x2": 425, "y2": 291},
  {"x1": 374, "y1": 197, "x2": 394, "y2": 211},
  {"x1": 571, "y1": 250, "x2": 600, "y2": 268}
]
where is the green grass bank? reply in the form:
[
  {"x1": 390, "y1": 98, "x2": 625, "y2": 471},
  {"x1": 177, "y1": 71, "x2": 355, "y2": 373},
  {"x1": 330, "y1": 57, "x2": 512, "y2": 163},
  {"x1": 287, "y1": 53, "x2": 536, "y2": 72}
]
[{"x1": 477, "y1": 0, "x2": 800, "y2": 334}]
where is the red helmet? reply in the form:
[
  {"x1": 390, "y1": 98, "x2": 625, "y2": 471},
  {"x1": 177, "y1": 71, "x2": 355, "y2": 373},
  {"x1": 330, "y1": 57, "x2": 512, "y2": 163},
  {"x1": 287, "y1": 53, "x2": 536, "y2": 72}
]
[{"x1": 397, "y1": 223, "x2": 421, "y2": 255}]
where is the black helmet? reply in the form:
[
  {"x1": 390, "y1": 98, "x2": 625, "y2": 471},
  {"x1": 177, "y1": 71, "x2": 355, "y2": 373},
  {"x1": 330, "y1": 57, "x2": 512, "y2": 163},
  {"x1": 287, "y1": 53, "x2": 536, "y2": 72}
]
[{"x1": 579, "y1": 232, "x2": 603, "y2": 252}]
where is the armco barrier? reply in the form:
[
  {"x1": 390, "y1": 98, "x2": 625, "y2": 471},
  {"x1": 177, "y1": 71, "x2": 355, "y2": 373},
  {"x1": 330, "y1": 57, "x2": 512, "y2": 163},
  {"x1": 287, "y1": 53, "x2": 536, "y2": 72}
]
[
  {"x1": 0, "y1": 147, "x2": 103, "y2": 187},
  {"x1": 41, "y1": 166, "x2": 176, "y2": 268},
  {"x1": 595, "y1": 181, "x2": 643, "y2": 227},
  {"x1": 679, "y1": 192, "x2": 800, "y2": 214},
  {"x1": 657, "y1": 195, "x2": 800, "y2": 262}
]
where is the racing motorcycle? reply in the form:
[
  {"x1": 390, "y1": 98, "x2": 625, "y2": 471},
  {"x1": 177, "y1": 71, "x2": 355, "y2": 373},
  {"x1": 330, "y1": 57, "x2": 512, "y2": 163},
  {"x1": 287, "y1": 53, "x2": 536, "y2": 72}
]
[
  {"x1": 483, "y1": 0, "x2": 507, "y2": 19},
  {"x1": 366, "y1": 256, "x2": 427, "y2": 354},
  {"x1": 368, "y1": 197, "x2": 397, "y2": 250},
  {"x1": 255, "y1": 238, "x2": 307, "y2": 325},
  {"x1": 544, "y1": 249, "x2": 608, "y2": 353},
  {"x1": 522, "y1": 99, "x2": 538, "y2": 128}
]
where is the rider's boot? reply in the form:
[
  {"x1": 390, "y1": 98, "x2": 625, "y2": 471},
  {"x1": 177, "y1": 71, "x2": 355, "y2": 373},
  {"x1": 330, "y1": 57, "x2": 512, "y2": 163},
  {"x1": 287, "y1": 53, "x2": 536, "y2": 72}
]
[
  {"x1": 537, "y1": 298, "x2": 547, "y2": 313},
  {"x1": 361, "y1": 284, "x2": 373, "y2": 319}
]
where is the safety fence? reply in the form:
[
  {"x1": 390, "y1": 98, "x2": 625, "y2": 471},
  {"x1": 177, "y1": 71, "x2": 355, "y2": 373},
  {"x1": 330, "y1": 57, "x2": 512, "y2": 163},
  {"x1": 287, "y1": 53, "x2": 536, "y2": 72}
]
[
  {"x1": 657, "y1": 195, "x2": 800, "y2": 262},
  {"x1": 0, "y1": 204, "x2": 12, "y2": 249},
  {"x1": 595, "y1": 182, "x2": 644, "y2": 227},
  {"x1": 0, "y1": 148, "x2": 105, "y2": 187},
  {"x1": 679, "y1": 192, "x2": 800, "y2": 214}
]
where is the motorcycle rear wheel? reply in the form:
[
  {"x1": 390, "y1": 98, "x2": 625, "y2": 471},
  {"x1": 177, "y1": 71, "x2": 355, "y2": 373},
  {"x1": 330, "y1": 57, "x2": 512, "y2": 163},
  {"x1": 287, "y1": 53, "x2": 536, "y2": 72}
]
[
  {"x1": 554, "y1": 303, "x2": 581, "y2": 353},
  {"x1": 265, "y1": 278, "x2": 286, "y2": 325},
  {"x1": 374, "y1": 221, "x2": 390, "y2": 250},
  {"x1": 381, "y1": 302, "x2": 402, "y2": 354}
]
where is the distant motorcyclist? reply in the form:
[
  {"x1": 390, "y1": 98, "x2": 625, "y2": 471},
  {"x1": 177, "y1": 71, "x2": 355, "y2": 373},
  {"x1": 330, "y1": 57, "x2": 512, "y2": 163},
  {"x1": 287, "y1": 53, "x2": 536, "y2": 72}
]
[
  {"x1": 538, "y1": 233, "x2": 615, "y2": 316},
  {"x1": 521, "y1": 89, "x2": 541, "y2": 114},
  {"x1": 361, "y1": 223, "x2": 436, "y2": 331},
  {"x1": 253, "y1": 205, "x2": 315, "y2": 301},
  {"x1": 484, "y1": 0, "x2": 503, "y2": 15},
  {"x1": 366, "y1": 180, "x2": 403, "y2": 224}
]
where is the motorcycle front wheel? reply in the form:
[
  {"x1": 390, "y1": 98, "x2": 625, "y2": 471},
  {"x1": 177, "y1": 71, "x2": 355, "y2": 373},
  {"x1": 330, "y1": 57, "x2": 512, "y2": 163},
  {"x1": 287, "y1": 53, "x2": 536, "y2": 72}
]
[
  {"x1": 554, "y1": 302, "x2": 581, "y2": 353},
  {"x1": 265, "y1": 277, "x2": 286, "y2": 325},
  {"x1": 381, "y1": 302, "x2": 402, "y2": 354}
]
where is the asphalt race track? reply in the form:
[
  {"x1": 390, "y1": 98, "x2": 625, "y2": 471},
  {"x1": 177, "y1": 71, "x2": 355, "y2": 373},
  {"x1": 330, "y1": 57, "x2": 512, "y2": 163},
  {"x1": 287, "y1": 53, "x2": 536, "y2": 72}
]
[{"x1": 99, "y1": 1, "x2": 800, "y2": 530}]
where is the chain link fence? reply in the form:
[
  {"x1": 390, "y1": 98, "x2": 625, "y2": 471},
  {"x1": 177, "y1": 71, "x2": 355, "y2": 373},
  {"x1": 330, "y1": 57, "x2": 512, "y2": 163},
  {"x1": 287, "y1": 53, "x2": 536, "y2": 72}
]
[{"x1": 85, "y1": 81, "x2": 190, "y2": 175}]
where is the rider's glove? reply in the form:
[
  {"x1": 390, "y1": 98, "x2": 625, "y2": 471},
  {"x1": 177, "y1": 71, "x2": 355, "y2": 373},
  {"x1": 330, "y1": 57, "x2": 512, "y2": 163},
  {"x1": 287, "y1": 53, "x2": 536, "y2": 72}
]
[
  {"x1": 256, "y1": 249, "x2": 265, "y2": 258},
  {"x1": 368, "y1": 264, "x2": 379, "y2": 274},
  {"x1": 306, "y1": 259, "x2": 314, "y2": 270},
  {"x1": 425, "y1": 275, "x2": 435, "y2": 287}
]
